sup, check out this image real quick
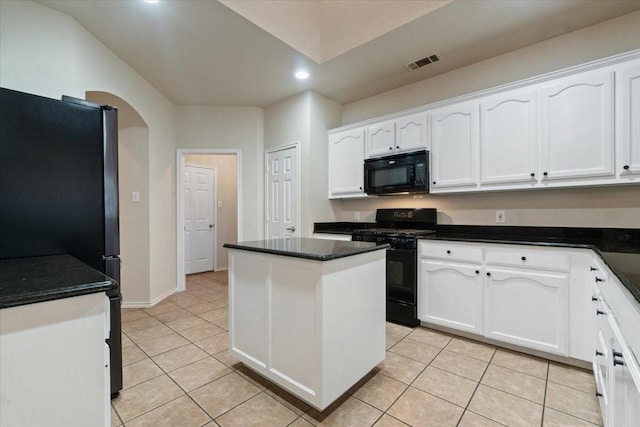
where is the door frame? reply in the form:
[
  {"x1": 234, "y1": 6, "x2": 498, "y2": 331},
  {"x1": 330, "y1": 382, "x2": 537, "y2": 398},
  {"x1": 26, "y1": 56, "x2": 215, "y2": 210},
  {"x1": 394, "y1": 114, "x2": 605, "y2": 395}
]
[
  {"x1": 184, "y1": 163, "x2": 217, "y2": 275},
  {"x1": 265, "y1": 142, "x2": 301, "y2": 239},
  {"x1": 177, "y1": 148, "x2": 242, "y2": 292}
]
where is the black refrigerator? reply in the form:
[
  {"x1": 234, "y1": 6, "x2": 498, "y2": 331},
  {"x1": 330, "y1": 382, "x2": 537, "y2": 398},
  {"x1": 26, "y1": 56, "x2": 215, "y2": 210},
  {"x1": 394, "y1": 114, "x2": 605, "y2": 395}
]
[{"x1": 0, "y1": 87, "x2": 123, "y2": 398}]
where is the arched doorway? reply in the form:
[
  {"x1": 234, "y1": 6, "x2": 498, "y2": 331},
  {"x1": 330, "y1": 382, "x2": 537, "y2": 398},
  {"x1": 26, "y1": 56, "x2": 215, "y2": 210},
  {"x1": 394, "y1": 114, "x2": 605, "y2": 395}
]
[{"x1": 86, "y1": 91, "x2": 150, "y2": 307}]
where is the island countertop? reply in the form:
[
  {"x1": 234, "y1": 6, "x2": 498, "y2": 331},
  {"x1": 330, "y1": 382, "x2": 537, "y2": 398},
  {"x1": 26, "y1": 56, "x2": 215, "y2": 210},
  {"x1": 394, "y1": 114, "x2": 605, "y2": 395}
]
[
  {"x1": 223, "y1": 237, "x2": 389, "y2": 261},
  {"x1": 0, "y1": 254, "x2": 116, "y2": 309}
]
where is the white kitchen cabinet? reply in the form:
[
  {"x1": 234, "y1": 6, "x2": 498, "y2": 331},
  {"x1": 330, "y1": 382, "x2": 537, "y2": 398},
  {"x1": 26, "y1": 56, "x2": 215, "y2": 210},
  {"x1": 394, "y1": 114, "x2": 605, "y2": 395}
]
[
  {"x1": 430, "y1": 100, "x2": 479, "y2": 191},
  {"x1": 366, "y1": 120, "x2": 395, "y2": 158},
  {"x1": 540, "y1": 68, "x2": 615, "y2": 181},
  {"x1": 619, "y1": 60, "x2": 640, "y2": 178},
  {"x1": 365, "y1": 112, "x2": 428, "y2": 158},
  {"x1": 607, "y1": 318, "x2": 640, "y2": 427},
  {"x1": 329, "y1": 52, "x2": 640, "y2": 197},
  {"x1": 593, "y1": 291, "x2": 613, "y2": 425},
  {"x1": 227, "y1": 247, "x2": 386, "y2": 410},
  {"x1": 593, "y1": 288, "x2": 640, "y2": 427},
  {"x1": 396, "y1": 112, "x2": 429, "y2": 153},
  {"x1": 484, "y1": 266, "x2": 569, "y2": 356},
  {"x1": 480, "y1": 88, "x2": 538, "y2": 186},
  {"x1": 328, "y1": 127, "x2": 367, "y2": 198},
  {"x1": 0, "y1": 293, "x2": 111, "y2": 427},
  {"x1": 419, "y1": 259, "x2": 483, "y2": 334}
]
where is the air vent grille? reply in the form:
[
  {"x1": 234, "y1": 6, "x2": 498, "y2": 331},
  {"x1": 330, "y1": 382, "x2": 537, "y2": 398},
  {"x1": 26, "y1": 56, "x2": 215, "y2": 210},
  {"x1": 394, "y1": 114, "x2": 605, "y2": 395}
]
[{"x1": 405, "y1": 53, "x2": 441, "y2": 71}]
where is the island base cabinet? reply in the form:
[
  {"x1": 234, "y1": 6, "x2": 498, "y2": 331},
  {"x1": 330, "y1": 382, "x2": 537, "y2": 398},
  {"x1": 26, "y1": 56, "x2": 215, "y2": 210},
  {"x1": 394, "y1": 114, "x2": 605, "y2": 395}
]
[
  {"x1": 228, "y1": 249, "x2": 386, "y2": 410},
  {"x1": 484, "y1": 267, "x2": 568, "y2": 356},
  {"x1": 418, "y1": 260, "x2": 483, "y2": 334},
  {"x1": 0, "y1": 293, "x2": 110, "y2": 427}
]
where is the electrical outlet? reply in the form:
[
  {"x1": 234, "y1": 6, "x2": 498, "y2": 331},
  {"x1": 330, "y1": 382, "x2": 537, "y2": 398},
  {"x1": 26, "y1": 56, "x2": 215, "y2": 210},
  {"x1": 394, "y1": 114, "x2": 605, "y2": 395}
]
[
  {"x1": 496, "y1": 210, "x2": 505, "y2": 223},
  {"x1": 354, "y1": 211, "x2": 360, "y2": 221}
]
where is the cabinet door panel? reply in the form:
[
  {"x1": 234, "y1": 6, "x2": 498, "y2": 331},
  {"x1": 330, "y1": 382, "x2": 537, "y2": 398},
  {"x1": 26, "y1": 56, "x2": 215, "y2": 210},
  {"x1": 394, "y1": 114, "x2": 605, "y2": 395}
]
[
  {"x1": 540, "y1": 70, "x2": 614, "y2": 180},
  {"x1": 270, "y1": 263, "x2": 317, "y2": 392},
  {"x1": 329, "y1": 129, "x2": 366, "y2": 198},
  {"x1": 480, "y1": 89, "x2": 538, "y2": 185},
  {"x1": 430, "y1": 101, "x2": 479, "y2": 189},
  {"x1": 484, "y1": 267, "x2": 568, "y2": 355},
  {"x1": 419, "y1": 260, "x2": 483, "y2": 334},
  {"x1": 366, "y1": 121, "x2": 395, "y2": 158},
  {"x1": 396, "y1": 113, "x2": 428, "y2": 153},
  {"x1": 230, "y1": 255, "x2": 268, "y2": 367},
  {"x1": 621, "y1": 61, "x2": 640, "y2": 176}
]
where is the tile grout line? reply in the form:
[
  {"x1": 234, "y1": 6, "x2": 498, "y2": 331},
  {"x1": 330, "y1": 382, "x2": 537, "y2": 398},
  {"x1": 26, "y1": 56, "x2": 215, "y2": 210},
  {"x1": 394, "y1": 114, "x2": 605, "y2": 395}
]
[
  {"x1": 540, "y1": 362, "x2": 550, "y2": 427},
  {"x1": 455, "y1": 346, "x2": 498, "y2": 426}
]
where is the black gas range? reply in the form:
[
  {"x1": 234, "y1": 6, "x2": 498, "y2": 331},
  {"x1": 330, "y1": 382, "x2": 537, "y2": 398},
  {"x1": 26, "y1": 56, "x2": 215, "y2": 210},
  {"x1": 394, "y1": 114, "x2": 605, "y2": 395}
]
[{"x1": 352, "y1": 209, "x2": 437, "y2": 326}]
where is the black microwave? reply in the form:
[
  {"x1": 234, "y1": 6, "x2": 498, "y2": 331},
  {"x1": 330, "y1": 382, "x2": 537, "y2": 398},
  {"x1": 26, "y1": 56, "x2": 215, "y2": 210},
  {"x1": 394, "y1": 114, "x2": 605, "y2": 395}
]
[{"x1": 364, "y1": 150, "x2": 429, "y2": 195}]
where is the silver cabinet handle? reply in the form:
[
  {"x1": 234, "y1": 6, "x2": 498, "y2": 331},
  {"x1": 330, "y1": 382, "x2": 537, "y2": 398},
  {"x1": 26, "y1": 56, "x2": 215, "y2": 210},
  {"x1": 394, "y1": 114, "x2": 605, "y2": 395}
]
[{"x1": 286, "y1": 226, "x2": 296, "y2": 232}]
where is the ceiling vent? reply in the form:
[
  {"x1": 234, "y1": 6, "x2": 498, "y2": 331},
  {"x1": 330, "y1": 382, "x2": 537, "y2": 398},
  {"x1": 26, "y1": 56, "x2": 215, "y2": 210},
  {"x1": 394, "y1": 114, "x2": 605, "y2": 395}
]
[{"x1": 405, "y1": 53, "x2": 441, "y2": 71}]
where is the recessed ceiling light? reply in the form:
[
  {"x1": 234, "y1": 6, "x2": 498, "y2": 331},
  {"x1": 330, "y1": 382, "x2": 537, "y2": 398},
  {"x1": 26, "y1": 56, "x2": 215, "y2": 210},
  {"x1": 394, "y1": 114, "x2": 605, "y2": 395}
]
[
  {"x1": 295, "y1": 70, "x2": 310, "y2": 80},
  {"x1": 144, "y1": 0, "x2": 159, "y2": 4}
]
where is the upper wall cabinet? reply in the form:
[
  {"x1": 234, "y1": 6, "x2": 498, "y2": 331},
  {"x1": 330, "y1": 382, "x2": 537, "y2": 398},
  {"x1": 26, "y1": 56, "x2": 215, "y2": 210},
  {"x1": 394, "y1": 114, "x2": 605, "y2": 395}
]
[
  {"x1": 540, "y1": 69, "x2": 615, "y2": 181},
  {"x1": 430, "y1": 100, "x2": 479, "y2": 191},
  {"x1": 366, "y1": 112, "x2": 428, "y2": 158},
  {"x1": 619, "y1": 60, "x2": 640, "y2": 178},
  {"x1": 396, "y1": 113, "x2": 429, "y2": 154},
  {"x1": 328, "y1": 51, "x2": 640, "y2": 197},
  {"x1": 480, "y1": 88, "x2": 539, "y2": 186},
  {"x1": 328, "y1": 128, "x2": 367, "y2": 199},
  {"x1": 366, "y1": 120, "x2": 395, "y2": 158}
]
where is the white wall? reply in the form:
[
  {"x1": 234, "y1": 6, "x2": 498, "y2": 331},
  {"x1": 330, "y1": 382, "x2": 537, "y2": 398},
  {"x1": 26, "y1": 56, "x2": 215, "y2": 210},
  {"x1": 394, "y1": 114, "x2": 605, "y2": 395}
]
[
  {"x1": 342, "y1": 10, "x2": 640, "y2": 124},
  {"x1": 176, "y1": 106, "x2": 264, "y2": 241},
  {"x1": 332, "y1": 10, "x2": 640, "y2": 229},
  {"x1": 118, "y1": 127, "x2": 151, "y2": 303},
  {"x1": 264, "y1": 91, "x2": 342, "y2": 237},
  {"x1": 1, "y1": 0, "x2": 177, "y2": 304}
]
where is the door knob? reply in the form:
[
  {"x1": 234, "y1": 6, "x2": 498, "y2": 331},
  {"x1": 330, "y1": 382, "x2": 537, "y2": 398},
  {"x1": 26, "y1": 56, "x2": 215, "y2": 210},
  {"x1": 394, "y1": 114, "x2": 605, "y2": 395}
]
[
  {"x1": 286, "y1": 226, "x2": 296, "y2": 232},
  {"x1": 209, "y1": 224, "x2": 214, "y2": 228}
]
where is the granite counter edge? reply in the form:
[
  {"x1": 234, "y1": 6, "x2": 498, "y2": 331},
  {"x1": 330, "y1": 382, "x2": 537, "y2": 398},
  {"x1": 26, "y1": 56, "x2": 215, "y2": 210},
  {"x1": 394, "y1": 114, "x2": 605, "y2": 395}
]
[
  {"x1": 1, "y1": 280, "x2": 115, "y2": 309},
  {"x1": 223, "y1": 242, "x2": 390, "y2": 261}
]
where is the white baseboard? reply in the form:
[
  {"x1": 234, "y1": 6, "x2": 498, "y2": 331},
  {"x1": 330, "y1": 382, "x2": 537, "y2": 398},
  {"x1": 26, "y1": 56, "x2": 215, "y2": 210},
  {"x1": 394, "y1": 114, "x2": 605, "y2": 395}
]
[{"x1": 121, "y1": 287, "x2": 176, "y2": 309}]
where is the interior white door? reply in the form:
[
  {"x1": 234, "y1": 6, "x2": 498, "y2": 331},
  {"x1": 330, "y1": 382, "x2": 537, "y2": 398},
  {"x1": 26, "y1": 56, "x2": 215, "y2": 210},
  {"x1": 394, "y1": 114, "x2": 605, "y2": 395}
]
[
  {"x1": 266, "y1": 145, "x2": 299, "y2": 239},
  {"x1": 184, "y1": 165, "x2": 215, "y2": 274}
]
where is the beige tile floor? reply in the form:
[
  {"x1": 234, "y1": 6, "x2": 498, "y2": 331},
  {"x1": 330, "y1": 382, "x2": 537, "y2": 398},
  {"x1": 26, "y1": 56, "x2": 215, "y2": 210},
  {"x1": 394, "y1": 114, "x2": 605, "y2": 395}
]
[{"x1": 112, "y1": 271, "x2": 603, "y2": 427}]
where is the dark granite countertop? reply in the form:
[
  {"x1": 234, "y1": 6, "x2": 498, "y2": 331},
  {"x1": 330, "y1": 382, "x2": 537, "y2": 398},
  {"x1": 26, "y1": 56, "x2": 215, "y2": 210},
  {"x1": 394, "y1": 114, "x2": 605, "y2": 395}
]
[
  {"x1": 224, "y1": 237, "x2": 389, "y2": 261},
  {"x1": 313, "y1": 222, "x2": 640, "y2": 303},
  {"x1": 0, "y1": 254, "x2": 116, "y2": 309}
]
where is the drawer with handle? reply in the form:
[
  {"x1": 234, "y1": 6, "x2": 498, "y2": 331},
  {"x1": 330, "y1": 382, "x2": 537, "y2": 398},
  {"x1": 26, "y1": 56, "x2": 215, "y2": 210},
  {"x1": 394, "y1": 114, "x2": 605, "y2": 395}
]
[
  {"x1": 418, "y1": 241, "x2": 483, "y2": 263},
  {"x1": 485, "y1": 246, "x2": 569, "y2": 271}
]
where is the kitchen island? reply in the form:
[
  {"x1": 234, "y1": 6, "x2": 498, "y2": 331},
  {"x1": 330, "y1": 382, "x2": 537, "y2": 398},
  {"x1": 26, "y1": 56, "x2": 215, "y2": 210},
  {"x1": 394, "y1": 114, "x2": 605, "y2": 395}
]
[{"x1": 223, "y1": 238, "x2": 388, "y2": 410}]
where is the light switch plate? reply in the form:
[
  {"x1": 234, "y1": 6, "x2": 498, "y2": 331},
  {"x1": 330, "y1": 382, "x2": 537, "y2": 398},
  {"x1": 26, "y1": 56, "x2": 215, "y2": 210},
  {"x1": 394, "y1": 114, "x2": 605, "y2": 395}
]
[
  {"x1": 218, "y1": 201, "x2": 223, "y2": 208},
  {"x1": 132, "y1": 191, "x2": 140, "y2": 203},
  {"x1": 496, "y1": 210, "x2": 505, "y2": 223}
]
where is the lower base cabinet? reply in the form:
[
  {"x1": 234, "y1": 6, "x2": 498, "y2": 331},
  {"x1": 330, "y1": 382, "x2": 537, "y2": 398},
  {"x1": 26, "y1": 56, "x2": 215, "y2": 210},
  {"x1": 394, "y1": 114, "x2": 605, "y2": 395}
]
[
  {"x1": 418, "y1": 241, "x2": 570, "y2": 357},
  {"x1": 418, "y1": 259, "x2": 483, "y2": 334},
  {"x1": 593, "y1": 284, "x2": 640, "y2": 427},
  {"x1": 484, "y1": 267, "x2": 568, "y2": 356},
  {"x1": 418, "y1": 240, "x2": 640, "y2": 426},
  {"x1": 0, "y1": 293, "x2": 110, "y2": 427}
]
